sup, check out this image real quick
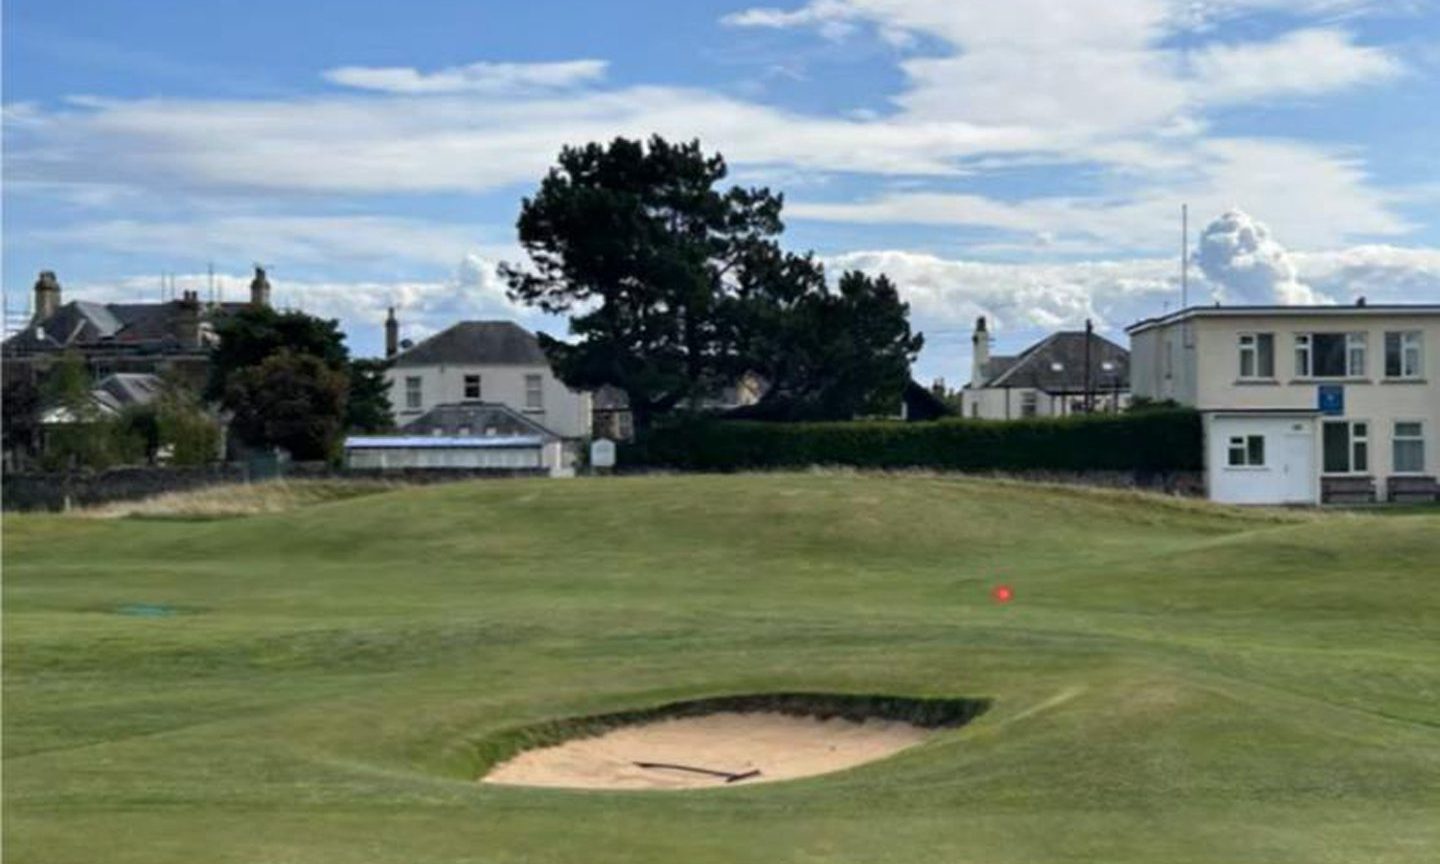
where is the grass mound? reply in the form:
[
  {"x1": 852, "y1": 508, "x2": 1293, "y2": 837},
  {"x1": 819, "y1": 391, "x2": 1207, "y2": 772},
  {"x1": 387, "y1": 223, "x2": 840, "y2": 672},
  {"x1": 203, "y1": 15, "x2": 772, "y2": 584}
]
[
  {"x1": 4, "y1": 473, "x2": 1438, "y2": 862},
  {"x1": 80, "y1": 478, "x2": 402, "y2": 519}
]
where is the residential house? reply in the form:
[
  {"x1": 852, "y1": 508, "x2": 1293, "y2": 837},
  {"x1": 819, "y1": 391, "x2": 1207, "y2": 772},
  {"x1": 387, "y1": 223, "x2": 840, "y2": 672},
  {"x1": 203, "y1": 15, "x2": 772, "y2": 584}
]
[
  {"x1": 3, "y1": 269, "x2": 272, "y2": 392},
  {"x1": 385, "y1": 320, "x2": 591, "y2": 467},
  {"x1": 344, "y1": 402, "x2": 566, "y2": 476},
  {"x1": 1127, "y1": 303, "x2": 1440, "y2": 504},
  {"x1": 590, "y1": 373, "x2": 768, "y2": 441},
  {"x1": 960, "y1": 317, "x2": 1131, "y2": 419}
]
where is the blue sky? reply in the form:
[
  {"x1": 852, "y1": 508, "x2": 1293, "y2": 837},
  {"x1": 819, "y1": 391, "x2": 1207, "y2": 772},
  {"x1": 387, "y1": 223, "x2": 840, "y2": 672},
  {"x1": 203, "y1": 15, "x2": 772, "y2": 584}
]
[{"x1": 5, "y1": 0, "x2": 1440, "y2": 380}]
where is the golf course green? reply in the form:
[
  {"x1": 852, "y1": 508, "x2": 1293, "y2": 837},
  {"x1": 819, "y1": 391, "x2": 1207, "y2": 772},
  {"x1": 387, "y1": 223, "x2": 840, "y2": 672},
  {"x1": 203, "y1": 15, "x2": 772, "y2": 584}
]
[{"x1": 4, "y1": 473, "x2": 1438, "y2": 863}]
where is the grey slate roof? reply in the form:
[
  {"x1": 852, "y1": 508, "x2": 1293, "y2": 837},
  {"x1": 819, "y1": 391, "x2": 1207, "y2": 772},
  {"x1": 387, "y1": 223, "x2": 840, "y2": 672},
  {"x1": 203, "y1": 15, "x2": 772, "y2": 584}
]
[
  {"x1": 3, "y1": 300, "x2": 247, "y2": 354},
  {"x1": 399, "y1": 402, "x2": 559, "y2": 439},
  {"x1": 95, "y1": 373, "x2": 164, "y2": 409},
  {"x1": 390, "y1": 321, "x2": 550, "y2": 368},
  {"x1": 978, "y1": 331, "x2": 1130, "y2": 393}
]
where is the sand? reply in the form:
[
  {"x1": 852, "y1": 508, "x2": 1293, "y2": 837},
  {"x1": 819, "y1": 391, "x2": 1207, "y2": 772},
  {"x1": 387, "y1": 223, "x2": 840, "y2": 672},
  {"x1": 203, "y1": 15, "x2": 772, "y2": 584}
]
[{"x1": 481, "y1": 711, "x2": 936, "y2": 790}]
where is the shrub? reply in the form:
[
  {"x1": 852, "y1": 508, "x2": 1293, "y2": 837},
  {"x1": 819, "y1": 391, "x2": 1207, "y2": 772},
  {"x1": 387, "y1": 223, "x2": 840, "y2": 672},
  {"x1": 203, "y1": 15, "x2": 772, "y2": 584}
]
[{"x1": 621, "y1": 409, "x2": 1202, "y2": 473}]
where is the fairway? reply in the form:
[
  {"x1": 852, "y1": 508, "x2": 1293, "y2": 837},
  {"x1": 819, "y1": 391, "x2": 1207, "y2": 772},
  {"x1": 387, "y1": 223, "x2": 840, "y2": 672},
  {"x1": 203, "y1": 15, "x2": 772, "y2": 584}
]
[{"x1": 4, "y1": 474, "x2": 1439, "y2": 863}]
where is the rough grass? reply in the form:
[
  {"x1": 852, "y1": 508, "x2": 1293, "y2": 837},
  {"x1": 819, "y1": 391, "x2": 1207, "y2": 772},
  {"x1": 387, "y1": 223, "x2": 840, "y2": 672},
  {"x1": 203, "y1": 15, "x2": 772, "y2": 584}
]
[
  {"x1": 79, "y1": 478, "x2": 402, "y2": 519},
  {"x1": 4, "y1": 473, "x2": 1437, "y2": 864}
]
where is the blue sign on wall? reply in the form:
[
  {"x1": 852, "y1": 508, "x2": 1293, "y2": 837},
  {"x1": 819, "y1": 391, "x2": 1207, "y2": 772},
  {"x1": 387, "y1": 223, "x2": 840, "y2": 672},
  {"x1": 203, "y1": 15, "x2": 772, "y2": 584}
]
[{"x1": 1318, "y1": 385, "x2": 1344, "y2": 416}]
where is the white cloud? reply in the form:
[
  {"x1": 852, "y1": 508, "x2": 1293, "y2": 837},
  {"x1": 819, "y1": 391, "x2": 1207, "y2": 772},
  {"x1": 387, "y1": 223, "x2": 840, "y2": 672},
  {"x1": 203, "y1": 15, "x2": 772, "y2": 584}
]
[
  {"x1": 322, "y1": 59, "x2": 608, "y2": 94},
  {"x1": 1189, "y1": 28, "x2": 1401, "y2": 104},
  {"x1": 1195, "y1": 208, "x2": 1323, "y2": 304},
  {"x1": 28, "y1": 215, "x2": 501, "y2": 270}
]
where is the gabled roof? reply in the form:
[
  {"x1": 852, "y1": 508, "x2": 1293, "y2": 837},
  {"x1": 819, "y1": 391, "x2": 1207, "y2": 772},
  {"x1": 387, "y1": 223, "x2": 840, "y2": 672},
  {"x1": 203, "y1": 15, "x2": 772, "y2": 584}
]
[
  {"x1": 977, "y1": 331, "x2": 1130, "y2": 393},
  {"x1": 390, "y1": 321, "x2": 550, "y2": 367},
  {"x1": 2, "y1": 299, "x2": 246, "y2": 354},
  {"x1": 399, "y1": 401, "x2": 560, "y2": 439}
]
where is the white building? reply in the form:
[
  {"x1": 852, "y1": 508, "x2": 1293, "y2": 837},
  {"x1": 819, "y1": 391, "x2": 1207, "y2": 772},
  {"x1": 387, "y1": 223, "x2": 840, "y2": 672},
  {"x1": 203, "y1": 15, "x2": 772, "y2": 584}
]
[
  {"x1": 344, "y1": 402, "x2": 567, "y2": 476},
  {"x1": 961, "y1": 317, "x2": 1130, "y2": 419},
  {"x1": 1127, "y1": 303, "x2": 1440, "y2": 505},
  {"x1": 386, "y1": 320, "x2": 592, "y2": 447}
]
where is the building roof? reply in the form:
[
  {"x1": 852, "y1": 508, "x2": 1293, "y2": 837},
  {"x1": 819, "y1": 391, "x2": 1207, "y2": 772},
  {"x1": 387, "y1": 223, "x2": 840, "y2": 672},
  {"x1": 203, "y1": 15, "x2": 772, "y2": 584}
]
[
  {"x1": 1126, "y1": 303, "x2": 1440, "y2": 335},
  {"x1": 389, "y1": 321, "x2": 550, "y2": 367},
  {"x1": 975, "y1": 331, "x2": 1130, "y2": 393},
  {"x1": 94, "y1": 373, "x2": 164, "y2": 410},
  {"x1": 399, "y1": 402, "x2": 560, "y2": 439},
  {"x1": 3, "y1": 299, "x2": 247, "y2": 355},
  {"x1": 344, "y1": 435, "x2": 545, "y2": 449}
]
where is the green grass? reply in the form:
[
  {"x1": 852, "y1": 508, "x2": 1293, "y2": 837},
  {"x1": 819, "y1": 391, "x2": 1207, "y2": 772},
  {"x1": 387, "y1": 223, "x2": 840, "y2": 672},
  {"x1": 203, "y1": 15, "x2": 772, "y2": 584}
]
[{"x1": 4, "y1": 473, "x2": 1438, "y2": 863}]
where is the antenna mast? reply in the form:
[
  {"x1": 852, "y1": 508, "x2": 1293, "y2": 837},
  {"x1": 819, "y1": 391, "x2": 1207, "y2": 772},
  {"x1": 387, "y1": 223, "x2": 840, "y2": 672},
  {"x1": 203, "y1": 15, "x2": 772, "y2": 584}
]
[{"x1": 1181, "y1": 203, "x2": 1189, "y2": 309}]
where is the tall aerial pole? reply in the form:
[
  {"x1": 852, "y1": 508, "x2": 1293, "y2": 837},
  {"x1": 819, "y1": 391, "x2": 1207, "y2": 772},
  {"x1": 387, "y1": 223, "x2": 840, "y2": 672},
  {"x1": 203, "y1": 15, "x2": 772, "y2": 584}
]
[{"x1": 1181, "y1": 203, "x2": 1189, "y2": 309}]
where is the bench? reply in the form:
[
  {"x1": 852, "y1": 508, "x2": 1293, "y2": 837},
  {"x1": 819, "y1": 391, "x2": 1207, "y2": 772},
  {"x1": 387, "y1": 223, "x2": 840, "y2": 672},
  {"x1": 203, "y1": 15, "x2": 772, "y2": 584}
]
[
  {"x1": 1387, "y1": 475, "x2": 1440, "y2": 504},
  {"x1": 1322, "y1": 475, "x2": 1377, "y2": 504}
]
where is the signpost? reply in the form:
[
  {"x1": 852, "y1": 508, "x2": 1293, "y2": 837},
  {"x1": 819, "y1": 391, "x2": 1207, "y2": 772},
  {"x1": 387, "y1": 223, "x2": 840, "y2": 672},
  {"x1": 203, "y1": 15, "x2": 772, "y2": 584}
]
[{"x1": 590, "y1": 438, "x2": 616, "y2": 473}]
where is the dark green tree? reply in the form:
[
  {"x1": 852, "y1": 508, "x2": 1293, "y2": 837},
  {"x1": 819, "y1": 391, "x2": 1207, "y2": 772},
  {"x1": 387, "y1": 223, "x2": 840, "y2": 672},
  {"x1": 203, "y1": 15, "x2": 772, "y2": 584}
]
[
  {"x1": 207, "y1": 306, "x2": 349, "y2": 401},
  {"x1": 728, "y1": 266, "x2": 924, "y2": 420},
  {"x1": 501, "y1": 135, "x2": 783, "y2": 431},
  {"x1": 345, "y1": 358, "x2": 394, "y2": 433},
  {"x1": 39, "y1": 351, "x2": 145, "y2": 469},
  {"x1": 224, "y1": 350, "x2": 349, "y2": 461},
  {"x1": 1, "y1": 375, "x2": 42, "y2": 465}
]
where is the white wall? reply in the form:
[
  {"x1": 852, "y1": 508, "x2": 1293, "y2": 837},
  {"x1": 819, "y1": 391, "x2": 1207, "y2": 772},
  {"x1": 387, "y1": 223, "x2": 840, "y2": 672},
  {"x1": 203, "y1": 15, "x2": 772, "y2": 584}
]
[
  {"x1": 387, "y1": 363, "x2": 592, "y2": 439},
  {"x1": 960, "y1": 386, "x2": 1129, "y2": 419}
]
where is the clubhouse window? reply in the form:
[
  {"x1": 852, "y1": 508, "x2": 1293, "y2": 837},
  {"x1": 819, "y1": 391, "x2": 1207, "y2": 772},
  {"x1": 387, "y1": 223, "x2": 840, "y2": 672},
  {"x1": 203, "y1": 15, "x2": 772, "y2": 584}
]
[
  {"x1": 1238, "y1": 332, "x2": 1274, "y2": 379},
  {"x1": 1296, "y1": 332, "x2": 1365, "y2": 378},
  {"x1": 1227, "y1": 435, "x2": 1265, "y2": 468},
  {"x1": 405, "y1": 376, "x2": 422, "y2": 411},
  {"x1": 1323, "y1": 420, "x2": 1369, "y2": 474},
  {"x1": 1384, "y1": 331, "x2": 1423, "y2": 379},
  {"x1": 1393, "y1": 422, "x2": 1426, "y2": 474},
  {"x1": 1020, "y1": 391, "x2": 1038, "y2": 418},
  {"x1": 464, "y1": 374, "x2": 482, "y2": 401}
]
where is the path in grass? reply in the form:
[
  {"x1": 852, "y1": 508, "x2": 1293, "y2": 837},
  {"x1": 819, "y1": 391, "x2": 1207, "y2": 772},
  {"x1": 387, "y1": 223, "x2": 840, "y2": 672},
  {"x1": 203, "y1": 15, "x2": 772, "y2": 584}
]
[{"x1": 4, "y1": 474, "x2": 1438, "y2": 863}]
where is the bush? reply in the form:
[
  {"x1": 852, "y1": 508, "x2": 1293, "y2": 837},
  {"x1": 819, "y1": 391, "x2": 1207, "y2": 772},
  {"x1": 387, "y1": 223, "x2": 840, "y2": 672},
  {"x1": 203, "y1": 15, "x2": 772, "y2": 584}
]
[{"x1": 621, "y1": 409, "x2": 1202, "y2": 473}]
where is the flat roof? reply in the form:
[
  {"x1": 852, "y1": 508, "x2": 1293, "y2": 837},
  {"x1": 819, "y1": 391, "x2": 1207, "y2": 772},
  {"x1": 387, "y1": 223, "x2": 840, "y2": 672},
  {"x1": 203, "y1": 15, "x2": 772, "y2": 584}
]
[
  {"x1": 1126, "y1": 303, "x2": 1440, "y2": 335},
  {"x1": 343, "y1": 435, "x2": 545, "y2": 449}
]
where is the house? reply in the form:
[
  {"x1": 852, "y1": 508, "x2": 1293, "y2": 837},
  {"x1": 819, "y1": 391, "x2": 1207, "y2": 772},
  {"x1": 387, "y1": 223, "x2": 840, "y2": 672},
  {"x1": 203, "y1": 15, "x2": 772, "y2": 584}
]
[
  {"x1": 960, "y1": 317, "x2": 1131, "y2": 419},
  {"x1": 40, "y1": 372, "x2": 164, "y2": 426},
  {"x1": 385, "y1": 320, "x2": 592, "y2": 453},
  {"x1": 590, "y1": 373, "x2": 767, "y2": 441},
  {"x1": 3, "y1": 269, "x2": 272, "y2": 391},
  {"x1": 344, "y1": 402, "x2": 566, "y2": 476},
  {"x1": 1127, "y1": 303, "x2": 1440, "y2": 504}
]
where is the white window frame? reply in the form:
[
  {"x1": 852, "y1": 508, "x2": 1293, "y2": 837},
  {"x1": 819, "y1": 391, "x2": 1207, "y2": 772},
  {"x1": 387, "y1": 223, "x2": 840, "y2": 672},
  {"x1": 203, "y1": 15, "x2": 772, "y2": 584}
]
[
  {"x1": 1297, "y1": 332, "x2": 1365, "y2": 379},
  {"x1": 404, "y1": 376, "x2": 423, "y2": 411},
  {"x1": 1322, "y1": 419, "x2": 1370, "y2": 476},
  {"x1": 1019, "y1": 391, "x2": 1038, "y2": 418},
  {"x1": 524, "y1": 374, "x2": 544, "y2": 411},
  {"x1": 1392, "y1": 420, "x2": 1426, "y2": 475},
  {"x1": 1226, "y1": 434, "x2": 1266, "y2": 469},
  {"x1": 1237, "y1": 332, "x2": 1274, "y2": 380},
  {"x1": 463, "y1": 374, "x2": 482, "y2": 401},
  {"x1": 1384, "y1": 331, "x2": 1424, "y2": 380}
]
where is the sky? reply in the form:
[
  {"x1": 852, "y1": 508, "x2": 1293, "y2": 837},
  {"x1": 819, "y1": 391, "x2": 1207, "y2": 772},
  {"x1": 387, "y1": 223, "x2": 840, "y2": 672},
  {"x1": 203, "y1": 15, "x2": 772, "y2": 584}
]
[{"x1": 4, "y1": 0, "x2": 1440, "y2": 383}]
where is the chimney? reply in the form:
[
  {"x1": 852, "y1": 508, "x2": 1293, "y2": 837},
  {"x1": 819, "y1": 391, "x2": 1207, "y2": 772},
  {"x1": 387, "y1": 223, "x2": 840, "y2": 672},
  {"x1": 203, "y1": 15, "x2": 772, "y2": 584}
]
[
  {"x1": 385, "y1": 307, "x2": 399, "y2": 358},
  {"x1": 970, "y1": 316, "x2": 990, "y2": 388},
  {"x1": 249, "y1": 266, "x2": 272, "y2": 307},
  {"x1": 173, "y1": 289, "x2": 202, "y2": 348},
  {"x1": 1356, "y1": 296, "x2": 1367, "y2": 307},
  {"x1": 33, "y1": 271, "x2": 62, "y2": 321}
]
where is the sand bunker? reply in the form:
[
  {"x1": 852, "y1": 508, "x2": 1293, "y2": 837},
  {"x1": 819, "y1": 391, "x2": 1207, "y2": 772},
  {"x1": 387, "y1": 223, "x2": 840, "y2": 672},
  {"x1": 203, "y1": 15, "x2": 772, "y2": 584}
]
[{"x1": 482, "y1": 711, "x2": 936, "y2": 790}]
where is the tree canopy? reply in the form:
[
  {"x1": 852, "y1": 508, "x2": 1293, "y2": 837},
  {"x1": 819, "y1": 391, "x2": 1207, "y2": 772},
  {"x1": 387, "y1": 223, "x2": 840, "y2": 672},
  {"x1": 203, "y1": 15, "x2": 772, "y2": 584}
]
[
  {"x1": 224, "y1": 350, "x2": 349, "y2": 461},
  {"x1": 502, "y1": 135, "x2": 922, "y2": 428}
]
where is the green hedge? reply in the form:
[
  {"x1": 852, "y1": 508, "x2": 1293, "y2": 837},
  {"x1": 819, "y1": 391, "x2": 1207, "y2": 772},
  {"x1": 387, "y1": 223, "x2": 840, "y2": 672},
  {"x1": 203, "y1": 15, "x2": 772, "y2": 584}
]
[{"x1": 621, "y1": 409, "x2": 1202, "y2": 473}]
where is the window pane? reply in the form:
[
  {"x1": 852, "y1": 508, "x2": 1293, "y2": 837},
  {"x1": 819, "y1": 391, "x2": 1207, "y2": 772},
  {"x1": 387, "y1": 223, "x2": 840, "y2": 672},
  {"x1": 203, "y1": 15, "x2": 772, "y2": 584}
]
[
  {"x1": 1312, "y1": 333, "x2": 1347, "y2": 376},
  {"x1": 1257, "y1": 334, "x2": 1274, "y2": 377},
  {"x1": 1228, "y1": 446, "x2": 1246, "y2": 467},
  {"x1": 1323, "y1": 423, "x2": 1350, "y2": 473},
  {"x1": 1247, "y1": 435, "x2": 1265, "y2": 466},
  {"x1": 1354, "y1": 441, "x2": 1368, "y2": 473},
  {"x1": 1239, "y1": 348, "x2": 1254, "y2": 378},
  {"x1": 1396, "y1": 421, "x2": 1422, "y2": 437},
  {"x1": 1395, "y1": 439, "x2": 1424, "y2": 473},
  {"x1": 1386, "y1": 332, "x2": 1402, "y2": 377}
]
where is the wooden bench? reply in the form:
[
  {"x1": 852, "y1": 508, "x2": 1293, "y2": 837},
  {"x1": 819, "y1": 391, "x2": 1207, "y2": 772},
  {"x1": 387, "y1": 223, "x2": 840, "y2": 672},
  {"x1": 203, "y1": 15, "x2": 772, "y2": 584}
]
[
  {"x1": 1322, "y1": 476, "x2": 1377, "y2": 504},
  {"x1": 1387, "y1": 475, "x2": 1440, "y2": 504}
]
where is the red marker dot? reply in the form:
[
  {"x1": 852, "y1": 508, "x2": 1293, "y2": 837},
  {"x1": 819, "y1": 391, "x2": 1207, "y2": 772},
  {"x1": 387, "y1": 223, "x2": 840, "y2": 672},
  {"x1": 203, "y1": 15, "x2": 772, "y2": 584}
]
[{"x1": 992, "y1": 585, "x2": 1014, "y2": 604}]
